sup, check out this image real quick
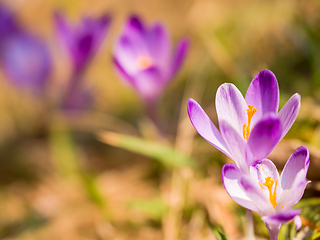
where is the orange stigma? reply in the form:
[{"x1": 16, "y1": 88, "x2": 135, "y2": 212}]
[
  {"x1": 242, "y1": 105, "x2": 257, "y2": 141},
  {"x1": 136, "y1": 55, "x2": 153, "y2": 70},
  {"x1": 262, "y1": 176, "x2": 278, "y2": 209}
]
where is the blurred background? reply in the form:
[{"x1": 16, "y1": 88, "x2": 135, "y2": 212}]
[{"x1": 0, "y1": 0, "x2": 319, "y2": 239}]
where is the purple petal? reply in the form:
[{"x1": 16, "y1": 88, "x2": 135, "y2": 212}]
[
  {"x1": 261, "y1": 209, "x2": 301, "y2": 225},
  {"x1": 222, "y1": 163, "x2": 260, "y2": 213},
  {"x1": 240, "y1": 175, "x2": 274, "y2": 215},
  {"x1": 85, "y1": 14, "x2": 111, "y2": 48},
  {"x1": 55, "y1": 12, "x2": 111, "y2": 71},
  {"x1": 146, "y1": 23, "x2": 171, "y2": 71},
  {"x1": 280, "y1": 146, "x2": 310, "y2": 190},
  {"x1": 113, "y1": 35, "x2": 142, "y2": 75},
  {"x1": 215, "y1": 83, "x2": 247, "y2": 135},
  {"x1": 187, "y1": 99, "x2": 231, "y2": 158},
  {"x1": 278, "y1": 170, "x2": 309, "y2": 211},
  {"x1": 245, "y1": 69, "x2": 279, "y2": 126},
  {"x1": 130, "y1": 67, "x2": 164, "y2": 102},
  {"x1": 246, "y1": 115, "x2": 282, "y2": 165},
  {"x1": 114, "y1": 56, "x2": 164, "y2": 103},
  {"x1": 124, "y1": 15, "x2": 145, "y2": 36},
  {"x1": 171, "y1": 38, "x2": 189, "y2": 77},
  {"x1": 122, "y1": 15, "x2": 147, "y2": 52},
  {"x1": 113, "y1": 56, "x2": 135, "y2": 86},
  {"x1": 278, "y1": 93, "x2": 301, "y2": 139},
  {"x1": 54, "y1": 11, "x2": 73, "y2": 51},
  {"x1": 249, "y1": 160, "x2": 280, "y2": 209},
  {"x1": 73, "y1": 33, "x2": 94, "y2": 68},
  {"x1": 250, "y1": 159, "x2": 280, "y2": 189},
  {"x1": 219, "y1": 120, "x2": 247, "y2": 172}
]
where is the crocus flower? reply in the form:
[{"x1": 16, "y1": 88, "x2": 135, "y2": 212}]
[
  {"x1": 188, "y1": 69, "x2": 300, "y2": 173},
  {"x1": 0, "y1": 4, "x2": 51, "y2": 93},
  {"x1": 0, "y1": 33, "x2": 51, "y2": 92},
  {"x1": 54, "y1": 12, "x2": 111, "y2": 72},
  {"x1": 222, "y1": 146, "x2": 310, "y2": 240},
  {"x1": 113, "y1": 15, "x2": 189, "y2": 103}
]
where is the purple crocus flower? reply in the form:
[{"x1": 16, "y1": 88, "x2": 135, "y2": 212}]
[
  {"x1": 222, "y1": 146, "x2": 310, "y2": 240},
  {"x1": 0, "y1": 4, "x2": 51, "y2": 93},
  {"x1": 54, "y1": 12, "x2": 111, "y2": 72},
  {"x1": 0, "y1": 33, "x2": 51, "y2": 92},
  {"x1": 113, "y1": 15, "x2": 189, "y2": 103},
  {"x1": 188, "y1": 69, "x2": 300, "y2": 173}
]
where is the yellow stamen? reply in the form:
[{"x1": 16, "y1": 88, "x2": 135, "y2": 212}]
[
  {"x1": 136, "y1": 55, "x2": 153, "y2": 70},
  {"x1": 262, "y1": 176, "x2": 278, "y2": 209},
  {"x1": 243, "y1": 104, "x2": 257, "y2": 141}
]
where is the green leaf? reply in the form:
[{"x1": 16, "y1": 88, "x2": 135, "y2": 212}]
[
  {"x1": 209, "y1": 223, "x2": 228, "y2": 240},
  {"x1": 80, "y1": 172, "x2": 105, "y2": 207},
  {"x1": 98, "y1": 131, "x2": 194, "y2": 168}
]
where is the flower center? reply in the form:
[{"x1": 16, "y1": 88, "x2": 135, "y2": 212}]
[
  {"x1": 243, "y1": 105, "x2": 257, "y2": 141},
  {"x1": 260, "y1": 176, "x2": 278, "y2": 209},
  {"x1": 136, "y1": 55, "x2": 153, "y2": 70}
]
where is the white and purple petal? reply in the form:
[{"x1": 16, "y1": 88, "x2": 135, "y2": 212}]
[
  {"x1": 245, "y1": 69, "x2": 279, "y2": 126},
  {"x1": 114, "y1": 35, "x2": 142, "y2": 75},
  {"x1": 261, "y1": 209, "x2": 301, "y2": 226},
  {"x1": 277, "y1": 170, "x2": 310, "y2": 211},
  {"x1": 219, "y1": 120, "x2": 247, "y2": 172},
  {"x1": 250, "y1": 160, "x2": 281, "y2": 207},
  {"x1": 187, "y1": 99, "x2": 231, "y2": 158},
  {"x1": 222, "y1": 163, "x2": 260, "y2": 213},
  {"x1": 147, "y1": 23, "x2": 171, "y2": 72},
  {"x1": 131, "y1": 67, "x2": 164, "y2": 101},
  {"x1": 215, "y1": 83, "x2": 247, "y2": 135},
  {"x1": 294, "y1": 215, "x2": 302, "y2": 230},
  {"x1": 239, "y1": 175, "x2": 274, "y2": 215},
  {"x1": 250, "y1": 159, "x2": 280, "y2": 188},
  {"x1": 280, "y1": 146, "x2": 310, "y2": 190},
  {"x1": 113, "y1": 56, "x2": 135, "y2": 86},
  {"x1": 122, "y1": 15, "x2": 148, "y2": 53}
]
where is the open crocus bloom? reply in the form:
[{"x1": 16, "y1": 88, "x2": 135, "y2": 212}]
[
  {"x1": 188, "y1": 69, "x2": 300, "y2": 173},
  {"x1": 113, "y1": 15, "x2": 189, "y2": 103},
  {"x1": 54, "y1": 12, "x2": 111, "y2": 72},
  {"x1": 222, "y1": 146, "x2": 310, "y2": 240}
]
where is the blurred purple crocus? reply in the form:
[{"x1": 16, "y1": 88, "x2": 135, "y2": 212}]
[
  {"x1": 113, "y1": 15, "x2": 189, "y2": 104},
  {"x1": 188, "y1": 69, "x2": 300, "y2": 173},
  {"x1": 0, "y1": 5, "x2": 51, "y2": 93},
  {"x1": 222, "y1": 146, "x2": 310, "y2": 240},
  {"x1": 54, "y1": 12, "x2": 111, "y2": 72},
  {"x1": 0, "y1": 34, "x2": 51, "y2": 92}
]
